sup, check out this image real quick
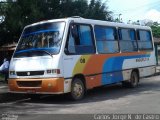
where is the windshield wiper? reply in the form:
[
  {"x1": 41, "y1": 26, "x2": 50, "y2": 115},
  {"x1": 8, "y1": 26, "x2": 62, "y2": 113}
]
[{"x1": 35, "y1": 50, "x2": 53, "y2": 57}]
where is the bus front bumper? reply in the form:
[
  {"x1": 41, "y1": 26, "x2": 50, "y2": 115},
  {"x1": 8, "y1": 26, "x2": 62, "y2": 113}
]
[{"x1": 8, "y1": 78, "x2": 64, "y2": 94}]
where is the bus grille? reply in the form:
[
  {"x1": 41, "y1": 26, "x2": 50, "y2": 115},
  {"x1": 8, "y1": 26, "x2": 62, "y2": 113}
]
[
  {"x1": 17, "y1": 81, "x2": 42, "y2": 87},
  {"x1": 17, "y1": 71, "x2": 44, "y2": 76}
]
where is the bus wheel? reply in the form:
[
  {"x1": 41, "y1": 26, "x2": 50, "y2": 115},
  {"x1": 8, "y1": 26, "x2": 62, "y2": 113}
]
[
  {"x1": 122, "y1": 71, "x2": 139, "y2": 88},
  {"x1": 130, "y1": 71, "x2": 139, "y2": 88},
  {"x1": 70, "y1": 78, "x2": 85, "y2": 100}
]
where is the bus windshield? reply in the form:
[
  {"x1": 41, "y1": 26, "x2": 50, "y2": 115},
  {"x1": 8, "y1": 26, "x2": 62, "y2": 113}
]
[{"x1": 15, "y1": 22, "x2": 65, "y2": 57}]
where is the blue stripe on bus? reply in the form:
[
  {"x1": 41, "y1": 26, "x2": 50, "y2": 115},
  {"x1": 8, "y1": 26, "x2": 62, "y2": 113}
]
[
  {"x1": 102, "y1": 54, "x2": 150, "y2": 85},
  {"x1": 15, "y1": 48, "x2": 54, "y2": 54},
  {"x1": 22, "y1": 29, "x2": 57, "y2": 37}
]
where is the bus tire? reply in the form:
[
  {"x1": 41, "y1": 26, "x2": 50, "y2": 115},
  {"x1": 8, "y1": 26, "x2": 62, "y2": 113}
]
[
  {"x1": 70, "y1": 78, "x2": 85, "y2": 100},
  {"x1": 122, "y1": 71, "x2": 139, "y2": 88},
  {"x1": 129, "y1": 71, "x2": 139, "y2": 88}
]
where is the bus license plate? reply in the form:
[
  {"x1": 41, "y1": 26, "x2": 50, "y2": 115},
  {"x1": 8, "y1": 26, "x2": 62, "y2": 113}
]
[{"x1": 26, "y1": 89, "x2": 36, "y2": 93}]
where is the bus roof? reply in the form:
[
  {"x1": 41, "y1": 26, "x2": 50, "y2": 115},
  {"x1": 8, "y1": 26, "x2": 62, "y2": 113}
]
[{"x1": 25, "y1": 17, "x2": 151, "y2": 30}]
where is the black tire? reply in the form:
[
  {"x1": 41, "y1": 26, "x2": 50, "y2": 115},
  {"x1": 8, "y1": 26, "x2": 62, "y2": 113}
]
[
  {"x1": 70, "y1": 78, "x2": 85, "y2": 100},
  {"x1": 122, "y1": 71, "x2": 139, "y2": 88},
  {"x1": 130, "y1": 71, "x2": 139, "y2": 88},
  {"x1": 122, "y1": 81, "x2": 130, "y2": 88}
]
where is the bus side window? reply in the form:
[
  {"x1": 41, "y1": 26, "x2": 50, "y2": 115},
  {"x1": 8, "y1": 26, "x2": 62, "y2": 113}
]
[
  {"x1": 65, "y1": 24, "x2": 95, "y2": 55},
  {"x1": 118, "y1": 28, "x2": 138, "y2": 52},
  {"x1": 137, "y1": 30, "x2": 153, "y2": 50},
  {"x1": 94, "y1": 25, "x2": 119, "y2": 54}
]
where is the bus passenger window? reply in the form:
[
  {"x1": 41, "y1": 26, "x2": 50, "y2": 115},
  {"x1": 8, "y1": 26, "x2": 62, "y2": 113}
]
[
  {"x1": 65, "y1": 24, "x2": 95, "y2": 54},
  {"x1": 94, "y1": 26, "x2": 119, "y2": 54},
  {"x1": 118, "y1": 28, "x2": 138, "y2": 52},
  {"x1": 137, "y1": 30, "x2": 153, "y2": 50}
]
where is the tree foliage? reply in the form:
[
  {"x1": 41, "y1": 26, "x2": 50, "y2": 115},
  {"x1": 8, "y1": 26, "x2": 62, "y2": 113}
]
[
  {"x1": 85, "y1": 0, "x2": 112, "y2": 20},
  {"x1": 151, "y1": 22, "x2": 160, "y2": 38},
  {"x1": 0, "y1": 0, "x2": 113, "y2": 46}
]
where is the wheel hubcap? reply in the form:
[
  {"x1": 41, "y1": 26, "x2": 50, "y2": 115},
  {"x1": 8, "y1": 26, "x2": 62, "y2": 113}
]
[{"x1": 73, "y1": 83, "x2": 83, "y2": 97}]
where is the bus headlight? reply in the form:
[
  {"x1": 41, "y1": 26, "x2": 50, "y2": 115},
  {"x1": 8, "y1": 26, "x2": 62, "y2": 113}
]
[
  {"x1": 10, "y1": 71, "x2": 16, "y2": 75},
  {"x1": 46, "y1": 70, "x2": 52, "y2": 74},
  {"x1": 46, "y1": 69, "x2": 60, "y2": 74}
]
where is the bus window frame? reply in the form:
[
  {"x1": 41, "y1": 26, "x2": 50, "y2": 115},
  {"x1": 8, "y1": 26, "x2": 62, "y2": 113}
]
[
  {"x1": 64, "y1": 23, "x2": 96, "y2": 55},
  {"x1": 136, "y1": 29, "x2": 153, "y2": 51},
  {"x1": 118, "y1": 27, "x2": 138, "y2": 53},
  {"x1": 94, "y1": 25, "x2": 120, "y2": 54}
]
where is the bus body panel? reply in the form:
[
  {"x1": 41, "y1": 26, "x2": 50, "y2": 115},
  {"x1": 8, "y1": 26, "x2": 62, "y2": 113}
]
[{"x1": 63, "y1": 51, "x2": 155, "y2": 89}]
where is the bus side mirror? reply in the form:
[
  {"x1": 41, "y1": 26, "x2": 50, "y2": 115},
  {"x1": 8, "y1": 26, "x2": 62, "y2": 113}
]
[{"x1": 70, "y1": 24, "x2": 79, "y2": 39}]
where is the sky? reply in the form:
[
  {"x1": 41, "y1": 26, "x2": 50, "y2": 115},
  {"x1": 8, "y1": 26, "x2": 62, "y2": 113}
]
[
  {"x1": 107, "y1": 0, "x2": 160, "y2": 23},
  {"x1": 1, "y1": 0, "x2": 160, "y2": 23}
]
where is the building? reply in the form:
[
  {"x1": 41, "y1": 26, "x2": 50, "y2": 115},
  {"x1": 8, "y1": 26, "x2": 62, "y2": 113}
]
[
  {"x1": 154, "y1": 37, "x2": 160, "y2": 65},
  {"x1": 0, "y1": 42, "x2": 17, "y2": 64}
]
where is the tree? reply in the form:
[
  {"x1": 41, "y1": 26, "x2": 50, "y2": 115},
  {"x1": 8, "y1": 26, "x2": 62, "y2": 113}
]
[
  {"x1": 0, "y1": 0, "x2": 46, "y2": 45},
  {"x1": 0, "y1": 0, "x2": 113, "y2": 46},
  {"x1": 151, "y1": 22, "x2": 160, "y2": 38},
  {"x1": 59, "y1": 0, "x2": 88, "y2": 18},
  {"x1": 85, "y1": 0, "x2": 113, "y2": 21}
]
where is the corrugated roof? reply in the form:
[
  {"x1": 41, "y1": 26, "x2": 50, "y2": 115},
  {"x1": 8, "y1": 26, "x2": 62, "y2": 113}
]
[
  {"x1": 0, "y1": 42, "x2": 17, "y2": 51},
  {"x1": 154, "y1": 37, "x2": 160, "y2": 44}
]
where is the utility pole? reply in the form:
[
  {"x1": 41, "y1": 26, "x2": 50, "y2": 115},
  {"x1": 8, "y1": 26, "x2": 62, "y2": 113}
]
[{"x1": 119, "y1": 14, "x2": 122, "y2": 23}]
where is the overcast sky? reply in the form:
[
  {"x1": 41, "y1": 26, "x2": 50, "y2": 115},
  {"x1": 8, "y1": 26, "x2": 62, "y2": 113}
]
[
  {"x1": 107, "y1": 0, "x2": 160, "y2": 23},
  {"x1": 1, "y1": 0, "x2": 160, "y2": 23}
]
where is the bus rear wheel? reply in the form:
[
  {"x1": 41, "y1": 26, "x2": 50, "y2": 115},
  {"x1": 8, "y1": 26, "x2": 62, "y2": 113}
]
[
  {"x1": 70, "y1": 78, "x2": 85, "y2": 100},
  {"x1": 122, "y1": 71, "x2": 139, "y2": 88},
  {"x1": 130, "y1": 71, "x2": 139, "y2": 87}
]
